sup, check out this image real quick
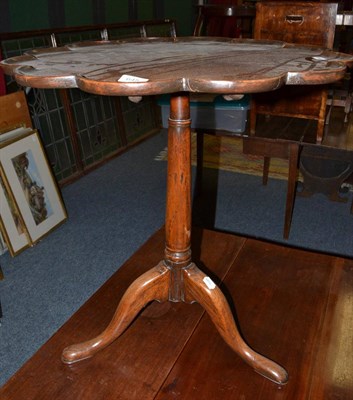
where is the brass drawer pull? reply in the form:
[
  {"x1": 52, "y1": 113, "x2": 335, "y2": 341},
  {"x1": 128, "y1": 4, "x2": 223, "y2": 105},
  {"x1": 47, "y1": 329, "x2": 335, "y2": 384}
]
[{"x1": 285, "y1": 15, "x2": 304, "y2": 24}]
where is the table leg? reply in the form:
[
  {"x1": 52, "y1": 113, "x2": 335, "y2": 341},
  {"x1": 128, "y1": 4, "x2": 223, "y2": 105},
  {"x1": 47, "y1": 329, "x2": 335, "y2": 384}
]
[{"x1": 62, "y1": 92, "x2": 288, "y2": 385}]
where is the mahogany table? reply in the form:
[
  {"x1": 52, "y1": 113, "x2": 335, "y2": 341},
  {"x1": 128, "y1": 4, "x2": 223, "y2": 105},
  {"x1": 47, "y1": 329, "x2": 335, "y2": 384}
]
[{"x1": 2, "y1": 37, "x2": 353, "y2": 385}]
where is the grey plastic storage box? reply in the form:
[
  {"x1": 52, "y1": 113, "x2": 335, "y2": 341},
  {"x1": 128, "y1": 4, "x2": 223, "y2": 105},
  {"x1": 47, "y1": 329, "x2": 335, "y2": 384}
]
[{"x1": 157, "y1": 94, "x2": 250, "y2": 134}]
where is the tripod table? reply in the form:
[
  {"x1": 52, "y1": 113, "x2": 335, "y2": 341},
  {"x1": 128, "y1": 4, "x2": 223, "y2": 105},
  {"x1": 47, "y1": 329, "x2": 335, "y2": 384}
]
[{"x1": 2, "y1": 37, "x2": 352, "y2": 385}]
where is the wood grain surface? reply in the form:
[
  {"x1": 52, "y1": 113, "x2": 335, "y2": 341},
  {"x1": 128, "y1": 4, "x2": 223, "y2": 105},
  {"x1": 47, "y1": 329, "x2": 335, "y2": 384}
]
[
  {"x1": 1, "y1": 38, "x2": 353, "y2": 96},
  {"x1": 1, "y1": 227, "x2": 352, "y2": 400}
]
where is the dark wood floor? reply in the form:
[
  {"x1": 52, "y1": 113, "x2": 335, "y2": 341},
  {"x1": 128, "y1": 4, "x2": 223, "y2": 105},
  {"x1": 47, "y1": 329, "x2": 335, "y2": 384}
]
[{"x1": 1, "y1": 227, "x2": 352, "y2": 399}]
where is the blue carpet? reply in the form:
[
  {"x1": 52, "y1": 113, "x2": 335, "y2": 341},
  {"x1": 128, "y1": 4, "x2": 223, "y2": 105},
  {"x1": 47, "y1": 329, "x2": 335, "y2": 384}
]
[{"x1": 0, "y1": 128, "x2": 352, "y2": 387}]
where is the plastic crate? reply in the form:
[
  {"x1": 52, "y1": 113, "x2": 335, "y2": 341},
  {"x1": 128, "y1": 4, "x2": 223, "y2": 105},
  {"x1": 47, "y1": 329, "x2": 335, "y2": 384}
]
[{"x1": 157, "y1": 94, "x2": 250, "y2": 134}]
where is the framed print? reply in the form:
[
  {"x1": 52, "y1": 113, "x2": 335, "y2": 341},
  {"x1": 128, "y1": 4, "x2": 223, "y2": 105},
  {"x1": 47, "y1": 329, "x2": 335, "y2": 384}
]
[
  {"x1": 0, "y1": 169, "x2": 31, "y2": 256},
  {"x1": 0, "y1": 227, "x2": 8, "y2": 256},
  {"x1": 0, "y1": 129, "x2": 67, "y2": 243},
  {"x1": 0, "y1": 125, "x2": 32, "y2": 144}
]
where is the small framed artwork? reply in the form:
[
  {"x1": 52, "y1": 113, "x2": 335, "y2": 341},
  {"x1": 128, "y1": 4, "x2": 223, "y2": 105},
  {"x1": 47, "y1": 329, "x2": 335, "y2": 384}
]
[
  {"x1": 0, "y1": 226, "x2": 9, "y2": 256},
  {"x1": 0, "y1": 129, "x2": 67, "y2": 244},
  {"x1": 0, "y1": 169, "x2": 31, "y2": 256},
  {"x1": 0, "y1": 124, "x2": 32, "y2": 143}
]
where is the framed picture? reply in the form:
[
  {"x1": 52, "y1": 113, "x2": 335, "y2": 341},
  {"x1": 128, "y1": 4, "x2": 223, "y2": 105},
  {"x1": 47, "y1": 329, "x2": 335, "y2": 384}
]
[
  {"x1": 0, "y1": 129, "x2": 67, "y2": 243},
  {"x1": 0, "y1": 169, "x2": 31, "y2": 256},
  {"x1": 0, "y1": 124, "x2": 32, "y2": 143},
  {"x1": 0, "y1": 226, "x2": 9, "y2": 256}
]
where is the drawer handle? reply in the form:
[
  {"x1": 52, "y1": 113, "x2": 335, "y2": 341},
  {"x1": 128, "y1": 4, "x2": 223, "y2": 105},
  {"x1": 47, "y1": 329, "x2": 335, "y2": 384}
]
[{"x1": 285, "y1": 15, "x2": 304, "y2": 24}]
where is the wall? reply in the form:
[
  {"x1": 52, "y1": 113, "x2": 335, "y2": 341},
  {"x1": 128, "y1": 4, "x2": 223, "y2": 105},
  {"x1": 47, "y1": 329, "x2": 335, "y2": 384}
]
[{"x1": 0, "y1": 0, "x2": 196, "y2": 36}]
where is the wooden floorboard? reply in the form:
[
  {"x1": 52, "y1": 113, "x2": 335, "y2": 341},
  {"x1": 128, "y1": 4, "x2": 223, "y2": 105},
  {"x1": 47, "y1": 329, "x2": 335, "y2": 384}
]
[{"x1": 1, "y1": 227, "x2": 352, "y2": 399}]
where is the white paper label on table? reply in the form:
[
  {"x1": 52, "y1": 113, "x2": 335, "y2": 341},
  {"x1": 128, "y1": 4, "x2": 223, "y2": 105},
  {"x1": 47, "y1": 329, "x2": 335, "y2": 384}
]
[{"x1": 118, "y1": 74, "x2": 149, "y2": 83}]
